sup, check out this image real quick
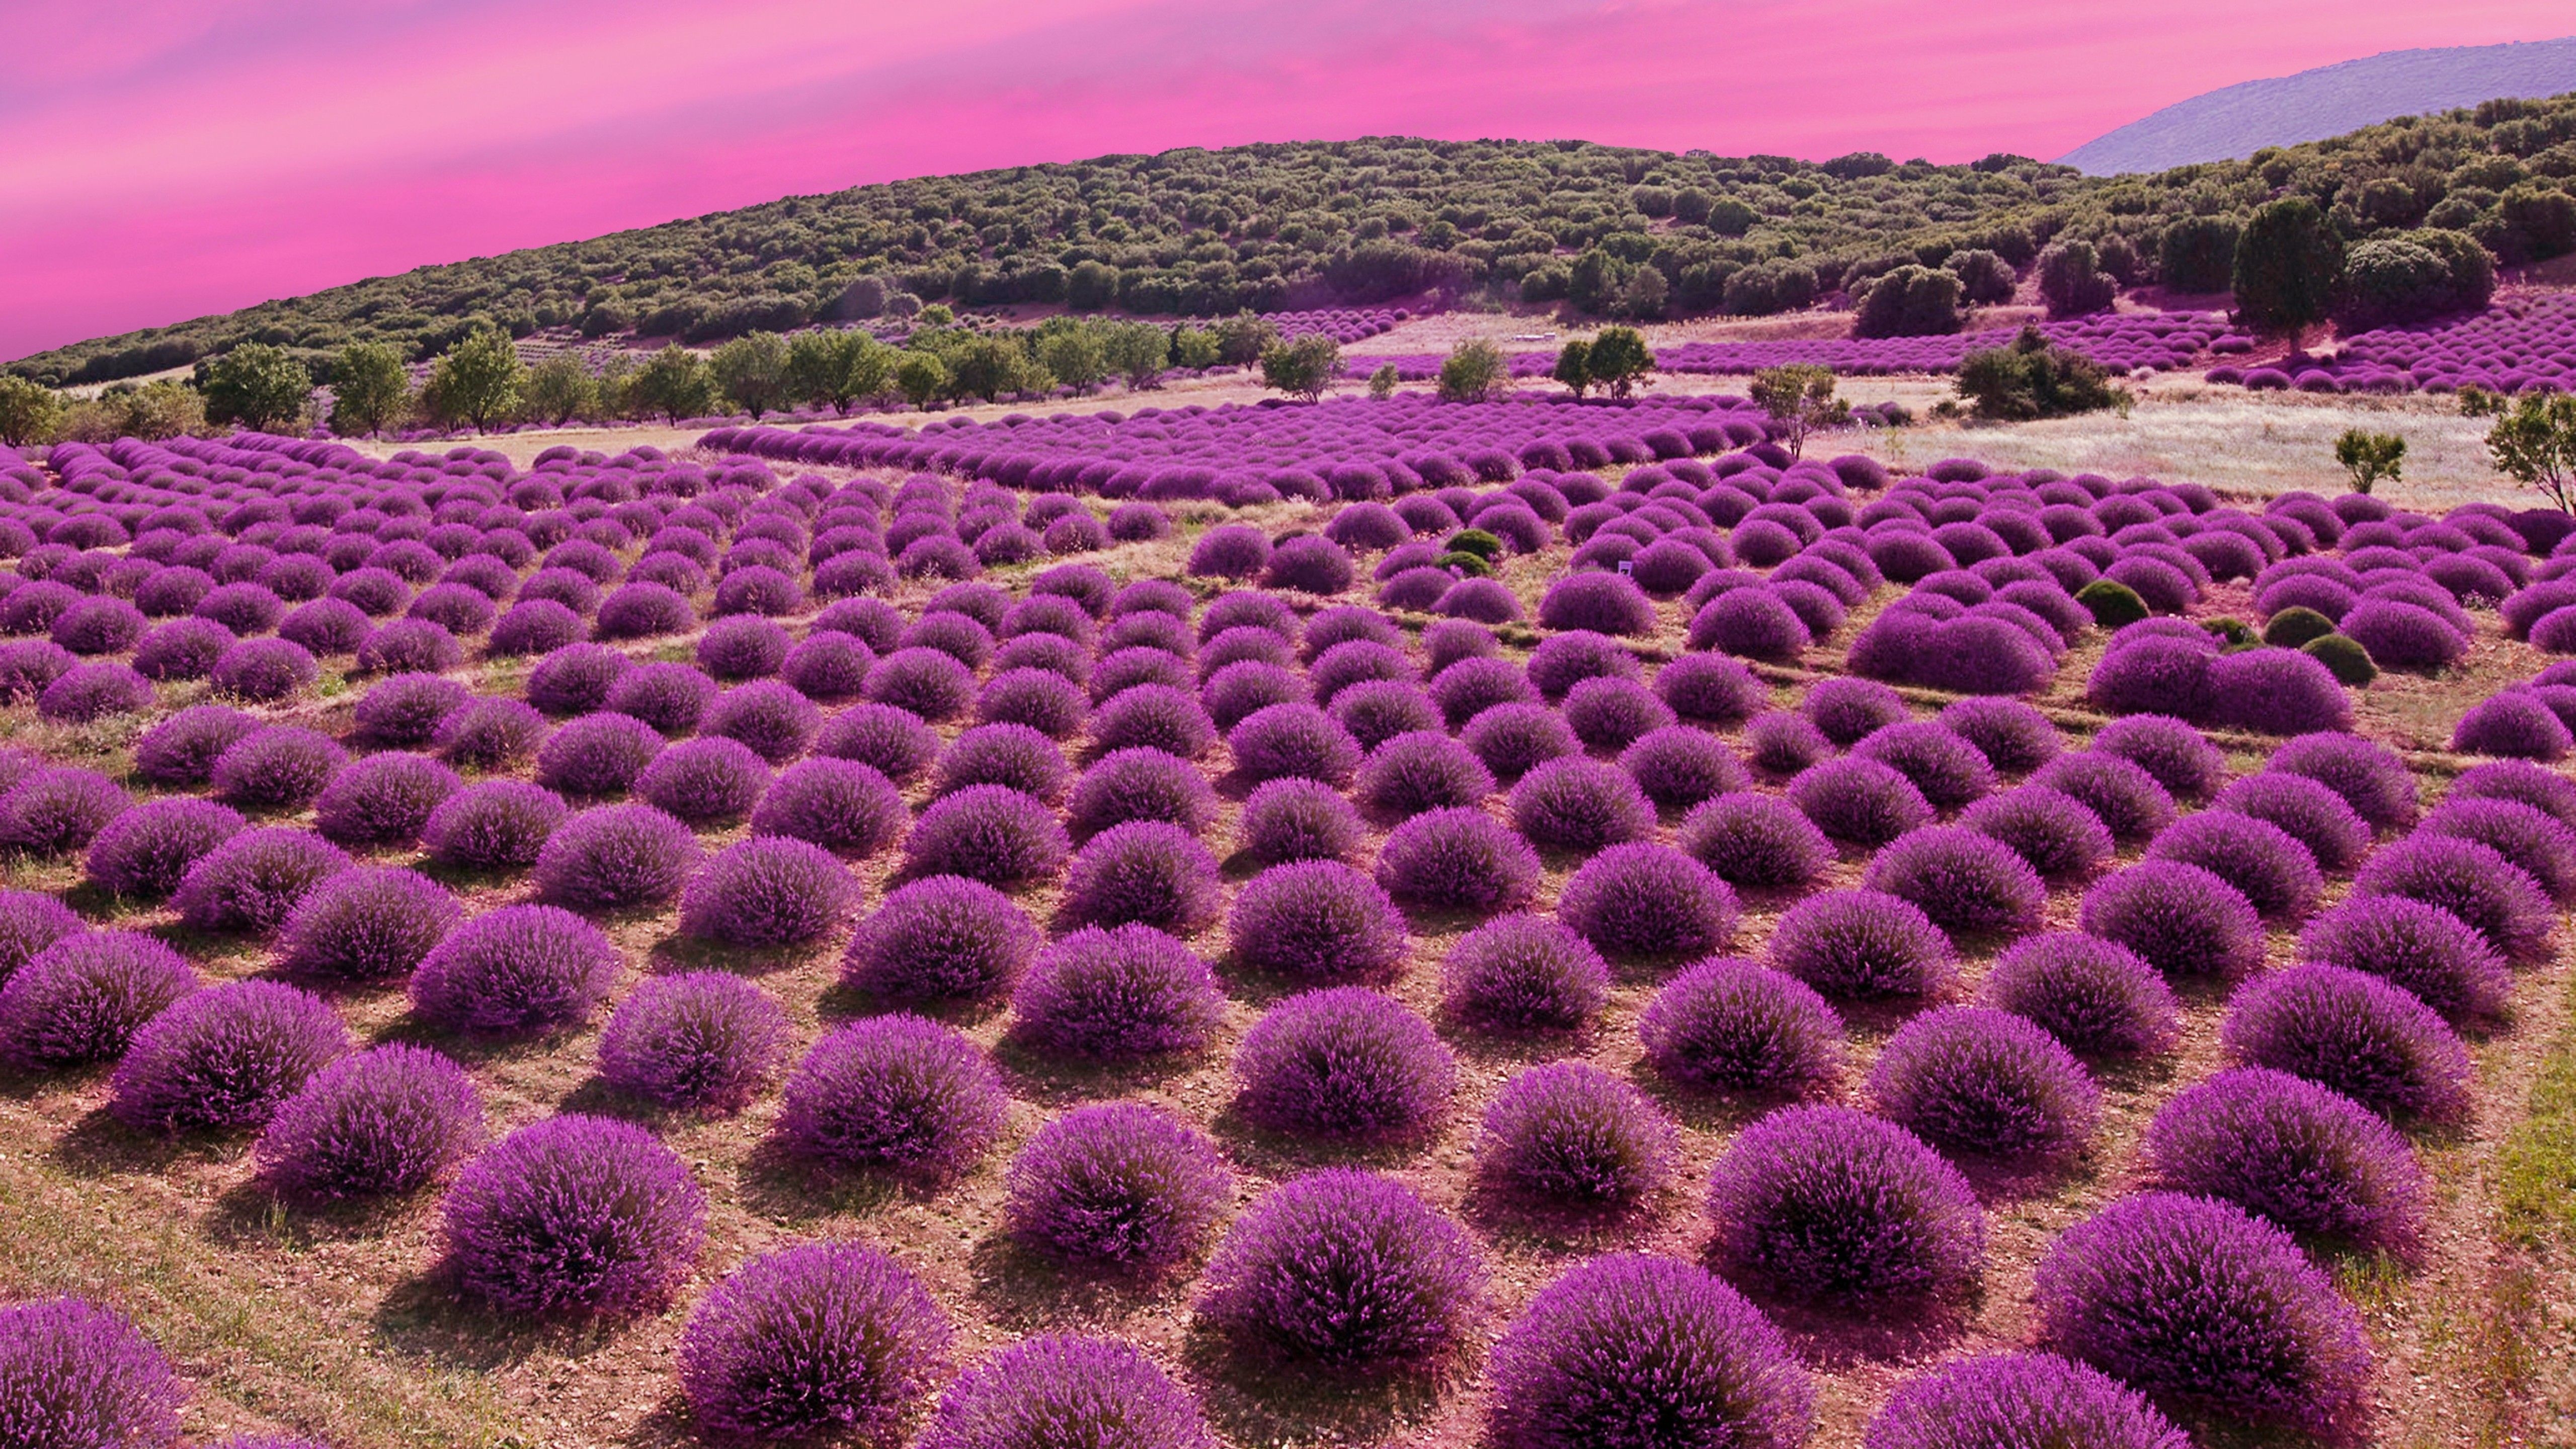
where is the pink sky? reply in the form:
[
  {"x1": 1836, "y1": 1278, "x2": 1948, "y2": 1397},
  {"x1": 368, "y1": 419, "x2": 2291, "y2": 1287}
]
[{"x1": 5, "y1": 0, "x2": 2572, "y2": 361}]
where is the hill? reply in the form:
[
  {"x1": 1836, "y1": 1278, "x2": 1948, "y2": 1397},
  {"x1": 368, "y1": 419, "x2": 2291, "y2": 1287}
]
[{"x1": 2060, "y1": 37, "x2": 2576, "y2": 175}]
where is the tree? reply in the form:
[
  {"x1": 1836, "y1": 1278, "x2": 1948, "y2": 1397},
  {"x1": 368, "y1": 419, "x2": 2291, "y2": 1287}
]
[
  {"x1": 2466, "y1": 388, "x2": 2576, "y2": 513},
  {"x1": 522, "y1": 355, "x2": 598, "y2": 426},
  {"x1": 1748, "y1": 365, "x2": 1847, "y2": 458},
  {"x1": 0, "y1": 376, "x2": 66, "y2": 447},
  {"x1": 197, "y1": 343, "x2": 312, "y2": 433},
  {"x1": 1213, "y1": 313, "x2": 1280, "y2": 366},
  {"x1": 944, "y1": 334, "x2": 1044, "y2": 400},
  {"x1": 786, "y1": 330, "x2": 893, "y2": 414},
  {"x1": 1169, "y1": 326, "x2": 1222, "y2": 370},
  {"x1": 328, "y1": 342, "x2": 410, "y2": 437},
  {"x1": 1040, "y1": 327, "x2": 1110, "y2": 393},
  {"x1": 1367, "y1": 364, "x2": 1400, "y2": 399},
  {"x1": 2233, "y1": 197, "x2": 2346, "y2": 342},
  {"x1": 893, "y1": 351, "x2": 950, "y2": 409},
  {"x1": 1852, "y1": 266, "x2": 1965, "y2": 338},
  {"x1": 1437, "y1": 340, "x2": 1509, "y2": 403},
  {"x1": 2159, "y1": 217, "x2": 2240, "y2": 294},
  {"x1": 625, "y1": 344, "x2": 717, "y2": 423},
  {"x1": 709, "y1": 331, "x2": 791, "y2": 419},
  {"x1": 1259, "y1": 335, "x2": 1341, "y2": 402},
  {"x1": 1944, "y1": 249, "x2": 2018, "y2": 305},
  {"x1": 1553, "y1": 340, "x2": 1594, "y2": 398},
  {"x1": 1585, "y1": 326, "x2": 1654, "y2": 399},
  {"x1": 1955, "y1": 328, "x2": 2127, "y2": 421},
  {"x1": 1101, "y1": 324, "x2": 1169, "y2": 390},
  {"x1": 2332, "y1": 230, "x2": 2494, "y2": 330},
  {"x1": 2035, "y1": 242, "x2": 2117, "y2": 318},
  {"x1": 2334, "y1": 429, "x2": 2405, "y2": 494},
  {"x1": 425, "y1": 328, "x2": 524, "y2": 431}
]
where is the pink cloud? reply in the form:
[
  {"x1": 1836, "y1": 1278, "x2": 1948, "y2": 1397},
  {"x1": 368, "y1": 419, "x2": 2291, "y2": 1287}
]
[{"x1": 5, "y1": 0, "x2": 2571, "y2": 359}]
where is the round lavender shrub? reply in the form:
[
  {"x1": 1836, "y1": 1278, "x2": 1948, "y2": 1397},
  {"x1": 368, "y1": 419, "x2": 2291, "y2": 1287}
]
[
  {"x1": 1011, "y1": 923, "x2": 1223, "y2": 1060},
  {"x1": 2080, "y1": 860, "x2": 2264, "y2": 979},
  {"x1": 2354, "y1": 832, "x2": 2555, "y2": 961},
  {"x1": 1677, "y1": 792, "x2": 1833, "y2": 891},
  {"x1": 534, "y1": 803, "x2": 703, "y2": 911},
  {"x1": 865, "y1": 646, "x2": 976, "y2": 722},
  {"x1": 1803, "y1": 676, "x2": 1907, "y2": 745},
  {"x1": 1463, "y1": 701, "x2": 1582, "y2": 780},
  {"x1": 2034, "y1": 1191, "x2": 2372, "y2": 1439},
  {"x1": 2213, "y1": 772, "x2": 2373, "y2": 873},
  {"x1": 0, "y1": 931, "x2": 198, "y2": 1068},
  {"x1": 1439, "y1": 914, "x2": 1609, "y2": 1033},
  {"x1": 750, "y1": 756, "x2": 909, "y2": 856},
  {"x1": 1767, "y1": 889, "x2": 1953, "y2": 999},
  {"x1": 597, "y1": 972, "x2": 788, "y2": 1112},
  {"x1": 1528, "y1": 630, "x2": 1641, "y2": 701},
  {"x1": 527, "y1": 642, "x2": 633, "y2": 715},
  {"x1": 211, "y1": 635, "x2": 317, "y2": 701},
  {"x1": 0, "y1": 767, "x2": 128, "y2": 856},
  {"x1": 2094, "y1": 714, "x2": 2228, "y2": 803},
  {"x1": 2223, "y1": 962, "x2": 2474, "y2": 1122},
  {"x1": 705, "y1": 680, "x2": 822, "y2": 764},
  {"x1": 1939, "y1": 695, "x2": 2062, "y2": 773},
  {"x1": 1562, "y1": 676, "x2": 1676, "y2": 752},
  {"x1": 108, "y1": 979, "x2": 347, "y2": 1133},
  {"x1": 777, "y1": 1014, "x2": 1006, "y2": 1177},
  {"x1": 1067, "y1": 747, "x2": 1216, "y2": 838},
  {"x1": 677, "y1": 1239, "x2": 952, "y2": 1441},
  {"x1": 1541, "y1": 571, "x2": 1657, "y2": 635},
  {"x1": 422, "y1": 780, "x2": 569, "y2": 872},
  {"x1": 2145, "y1": 810, "x2": 2321, "y2": 919},
  {"x1": 680, "y1": 836, "x2": 858, "y2": 947},
  {"x1": 0, "y1": 890, "x2": 81, "y2": 986},
  {"x1": 441, "y1": 1114, "x2": 704, "y2": 1314},
  {"x1": 1372, "y1": 808, "x2": 1537, "y2": 914},
  {"x1": 696, "y1": 614, "x2": 791, "y2": 681},
  {"x1": 1227, "y1": 860, "x2": 1408, "y2": 981},
  {"x1": 2030, "y1": 751, "x2": 2175, "y2": 842},
  {"x1": 1863, "y1": 826, "x2": 2046, "y2": 936},
  {"x1": 977, "y1": 668, "x2": 1085, "y2": 738},
  {"x1": 1787, "y1": 757, "x2": 1931, "y2": 846},
  {"x1": 1639, "y1": 957, "x2": 1845, "y2": 1095},
  {"x1": 1488, "y1": 1254, "x2": 1813, "y2": 1449},
  {"x1": 133, "y1": 703, "x2": 256, "y2": 785},
  {"x1": 1479, "y1": 1062, "x2": 1675, "y2": 1209},
  {"x1": 534, "y1": 711, "x2": 665, "y2": 798},
  {"x1": 2271, "y1": 733, "x2": 2418, "y2": 833},
  {"x1": 408, "y1": 904, "x2": 621, "y2": 1035},
  {"x1": 135, "y1": 617, "x2": 235, "y2": 681},
  {"x1": 903, "y1": 785, "x2": 1069, "y2": 887},
  {"x1": 1196, "y1": 1169, "x2": 1482, "y2": 1367},
  {"x1": 920, "y1": 1335, "x2": 1210, "y2": 1449},
  {"x1": 1980, "y1": 932, "x2": 2180, "y2": 1056},
  {"x1": 85, "y1": 796, "x2": 245, "y2": 898},
  {"x1": 844, "y1": 875, "x2": 1039, "y2": 1002},
  {"x1": 487, "y1": 598, "x2": 584, "y2": 656},
  {"x1": 1430, "y1": 655, "x2": 1536, "y2": 728},
  {"x1": 1238, "y1": 777, "x2": 1363, "y2": 864},
  {"x1": 1510, "y1": 756, "x2": 1655, "y2": 851},
  {"x1": 935, "y1": 722, "x2": 1069, "y2": 805},
  {"x1": 2421, "y1": 795, "x2": 2576, "y2": 902},
  {"x1": 1355, "y1": 731, "x2": 1494, "y2": 814},
  {"x1": 276, "y1": 598, "x2": 369, "y2": 655},
  {"x1": 1862, "y1": 1352, "x2": 2186, "y2": 1449},
  {"x1": 0, "y1": 1297, "x2": 186, "y2": 1449},
  {"x1": 2297, "y1": 895, "x2": 2512, "y2": 1025},
  {"x1": 1187, "y1": 525, "x2": 1272, "y2": 579},
  {"x1": 634, "y1": 736, "x2": 770, "y2": 823},
  {"x1": 313, "y1": 752, "x2": 463, "y2": 847},
  {"x1": 278, "y1": 866, "x2": 461, "y2": 982},
  {"x1": 1227, "y1": 702, "x2": 1362, "y2": 787},
  {"x1": 2145, "y1": 1067, "x2": 2425, "y2": 1252},
  {"x1": 1704, "y1": 1104, "x2": 1985, "y2": 1302},
  {"x1": 35, "y1": 662, "x2": 151, "y2": 723},
  {"x1": 1235, "y1": 987, "x2": 1454, "y2": 1136},
  {"x1": 1616, "y1": 728, "x2": 1740, "y2": 813},
  {"x1": 1854, "y1": 722, "x2": 1996, "y2": 810},
  {"x1": 1742, "y1": 709, "x2": 1833, "y2": 777},
  {"x1": 2450, "y1": 757, "x2": 2576, "y2": 830},
  {"x1": 210, "y1": 726, "x2": 346, "y2": 814},
  {"x1": 1868, "y1": 1005, "x2": 2100, "y2": 1160},
  {"x1": 356, "y1": 672, "x2": 469, "y2": 747},
  {"x1": 1091, "y1": 683, "x2": 1218, "y2": 759},
  {"x1": 1052, "y1": 821, "x2": 1216, "y2": 932},
  {"x1": 1657, "y1": 651, "x2": 1768, "y2": 723},
  {"x1": 173, "y1": 827, "x2": 351, "y2": 934},
  {"x1": 1559, "y1": 843, "x2": 1738, "y2": 961},
  {"x1": 605, "y1": 661, "x2": 717, "y2": 736},
  {"x1": 256, "y1": 1043, "x2": 483, "y2": 1199},
  {"x1": 1958, "y1": 784, "x2": 2113, "y2": 878},
  {"x1": 1332, "y1": 678, "x2": 1442, "y2": 752},
  {"x1": 594, "y1": 582, "x2": 696, "y2": 640},
  {"x1": 1004, "y1": 1103, "x2": 1231, "y2": 1270}
]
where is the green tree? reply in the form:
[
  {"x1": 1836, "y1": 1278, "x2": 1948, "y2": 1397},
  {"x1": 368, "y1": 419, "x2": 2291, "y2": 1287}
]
[
  {"x1": 1040, "y1": 327, "x2": 1110, "y2": 393},
  {"x1": 2333, "y1": 428, "x2": 2406, "y2": 494},
  {"x1": 625, "y1": 344, "x2": 717, "y2": 423},
  {"x1": 1955, "y1": 327, "x2": 2127, "y2": 421},
  {"x1": 1101, "y1": 323, "x2": 1170, "y2": 390},
  {"x1": 522, "y1": 354, "x2": 598, "y2": 426},
  {"x1": 197, "y1": 343, "x2": 312, "y2": 433},
  {"x1": 104, "y1": 380, "x2": 205, "y2": 441},
  {"x1": 1552, "y1": 339, "x2": 1594, "y2": 397},
  {"x1": 1213, "y1": 313, "x2": 1280, "y2": 366},
  {"x1": 894, "y1": 351, "x2": 950, "y2": 409},
  {"x1": 328, "y1": 342, "x2": 410, "y2": 437},
  {"x1": 945, "y1": 334, "x2": 1044, "y2": 401},
  {"x1": 425, "y1": 327, "x2": 524, "y2": 431},
  {"x1": 0, "y1": 376, "x2": 67, "y2": 447},
  {"x1": 1585, "y1": 326, "x2": 1654, "y2": 399},
  {"x1": 2160, "y1": 216, "x2": 2240, "y2": 293},
  {"x1": 784, "y1": 330, "x2": 893, "y2": 414},
  {"x1": 2035, "y1": 241, "x2": 2117, "y2": 318},
  {"x1": 1748, "y1": 364, "x2": 1847, "y2": 458},
  {"x1": 1852, "y1": 266, "x2": 1965, "y2": 338},
  {"x1": 1170, "y1": 326, "x2": 1222, "y2": 370},
  {"x1": 2233, "y1": 197, "x2": 2346, "y2": 342},
  {"x1": 710, "y1": 331, "x2": 791, "y2": 419},
  {"x1": 1259, "y1": 334, "x2": 1341, "y2": 402},
  {"x1": 1436, "y1": 339, "x2": 1509, "y2": 403},
  {"x1": 2466, "y1": 388, "x2": 2576, "y2": 513},
  {"x1": 1367, "y1": 363, "x2": 1400, "y2": 399}
]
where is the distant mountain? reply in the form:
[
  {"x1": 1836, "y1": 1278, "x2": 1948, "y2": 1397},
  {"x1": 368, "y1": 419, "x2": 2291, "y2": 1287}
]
[{"x1": 2059, "y1": 37, "x2": 2576, "y2": 176}]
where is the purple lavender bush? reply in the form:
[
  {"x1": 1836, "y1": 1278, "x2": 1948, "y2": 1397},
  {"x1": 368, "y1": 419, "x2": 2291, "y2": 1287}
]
[
  {"x1": 2296, "y1": 894, "x2": 2512, "y2": 1025},
  {"x1": 2079, "y1": 860, "x2": 2265, "y2": 978},
  {"x1": 843, "y1": 875, "x2": 1040, "y2": 1002},
  {"x1": 442, "y1": 1114, "x2": 704, "y2": 1315},
  {"x1": 1767, "y1": 889, "x2": 1953, "y2": 998},
  {"x1": 2222, "y1": 962, "x2": 2475, "y2": 1122},
  {"x1": 678, "y1": 1243, "x2": 953, "y2": 1441},
  {"x1": 1978, "y1": 932, "x2": 2180, "y2": 1056},
  {"x1": 1867, "y1": 1005, "x2": 2100, "y2": 1160},
  {"x1": 1003, "y1": 1103, "x2": 1231, "y2": 1269},
  {"x1": 1009, "y1": 924, "x2": 1224, "y2": 1060},
  {"x1": 1438, "y1": 913, "x2": 1610, "y2": 1033},
  {"x1": 2144, "y1": 1067, "x2": 2426, "y2": 1252},
  {"x1": 173, "y1": 827, "x2": 352, "y2": 934},
  {"x1": 776, "y1": 1014, "x2": 1006, "y2": 1179},
  {"x1": 1640, "y1": 957, "x2": 1846, "y2": 1095},
  {"x1": 1558, "y1": 843, "x2": 1739, "y2": 961},
  {"x1": 421, "y1": 780, "x2": 568, "y2": 872},
  {"x1": 1195, "y1": 1170, "x2": 1483, "y2": 1369},
  {"x1": 1703, "y1": 1104, "x2": 1985, "y2": 1302},
  {"x1": 1862, "y1": 1351, "x2": 2186, "y2": 1449},
  {"x1": 1234, "y1": 987, "x2": 1455, "y2": 1137},
  {"x1": 597, "y1": 972, "x2": 789, "y2": 1111},
  {"x1": 920, "y1": 1335, "x2": 1212, "y2": 1449},
  {"x1": 533, "y1": 803, "x2": 704, "y2": 911},
  {"x1": 256, "y1": 1043, "x2": 484, "y2": 1199},
  {"x1": 0, "y1": 1297, "x2": 186, "y2": 1449},
  {"x1": 109, "y1": 979, "x2": 348, "y2": 1133},
  {"x1": 1478, "y1": 1062, "x2": 1676, "y2": 1209},
  {"x1": 0, "y1": 931, "x2": 199, "y2": 1068},
  {"x1": 678, "y1": 836, "x2": 858, "y2": 946},
  {"x1": 407, "y1": 905, "x2": 622, "y2": 1035},
  {"x1": 84, "y1": 797, "x2": 245, "y2": 898}
]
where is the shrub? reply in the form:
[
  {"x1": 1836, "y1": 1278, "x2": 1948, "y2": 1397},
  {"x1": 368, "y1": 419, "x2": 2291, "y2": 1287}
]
[
  {"x1": 977, "y1": 669, "x2": 1085, "y2": 739},
  {"x1": 1527, "y1": 630, "x2": 1640, "y2": 701},
  {"x1": 1187, "y1": 525, "x2": 1272, "y2": 579},
  {"x1": 1657, "y1": 652, "x2": 1768, "y2": 723},
  {"x1": 533, "y1": 803, "x2": 702, "y2": 911},
  {"x1": 1227, "y1": 860, "x2": 1408, "y2": 981},
  {"x1": 422, "y1": 780, "x2": 569, "y2": 871},
  {"x1": 2213, "y1": 772, "x2": 2372, "y2": 873},
  {"x1": 1238, "y1": 776, "x2": 1363, "y2": 864},
  {"x1": 1439, "y1": 913, "x2": 1609, "y2": 1033},
  {"x1": 604, "y1": 661, "x2": 717, "y2": 736},
  {"x1": 2353, "y1": 832, "x2": 2555, "y2": 961},
  {"x1": 442, "y1": 1114, "x2": 704, "y2": 1314},
  {"x1": 534, "y1": 712, "x2": 665, "y2": 798},
  {"x1": 1479, "y1": 1062, "x2": 1675, "y2": 1208},
  {"x1": 1868, "y1": 1005, "x2": 2099, "y2": 1159},
  {"x1": 133, "y1": 703, "x2": 256, "y2": 785},
  {"x1": 903, "y1": 784, "x2": 1069, "y2": 886},
  {"x1": 1486, "y1": 1254, "x2": 1813, "y2": 1449},
  {"x1": 597, "y1": 972, "x2": 788, "y2": 1111},
  {"x1": 278, "y1": 866, "x2": 461, "y2": 982},
  {"x1": 594, "y1": 582, "x2": 696, "y2": 639},
  {"x1": 705, "y1": 680, "x2": 822, "y2": 763},
  {"x1": 527, "y1": 642, "x2": 633, "y2": 715},
  {"x1": 1366, "y1": 806, "x2": 1537, "y2": 914},
  {"x1": 1639, "y1": 957, "x2": 1845, "y2": 1094},
  {"x1": 1540, "y1": 572, "x2": 1657, "y2": 635},
  {"x1": 679, "y1": 836, "x2": 859, "y2": 947},
  {"x1": 2341, "y1": 597, "x2": 2466, "y2": 670},
  {"x1": 1862, "y1": 1352, "x2": 2187, "y2": 1449},
  {"x1": 109, "y1": 979, "x2": 348, "y2": 1133},
  {"x1": 1195, "y1": 1170, "x2": 1483, "y2": 1367},
  {"x1": 1510, "y1": 756, "x2": 1655, "y2": 851},
  {"x1": 1976, "y1": 930, "x2": 2179, "y2": 1057},
  {"x1": 174, "y1": 827, "x2": 351, "y2": 934},
  {"x1": 0, "y1": 890, "x2": 82, "y2": 986},
  {"x1": 2450, "y1": 758, "x2": 2576, "y2": 831},
  {"x1": 2420, "y1": 795, "x2": 2576, "y2": 903},
  {"x1": 1091, "y1": 683, "x2": 1218, "y2": 759},
  {"x1": 0, "y1": 769, "x2": 125, "y2": 861},
  {"x1": 1617, "y1": 726, "x2": 1743, "y2": 811},
  {"x1": 697, "y1": 615, "x2": 791, "y2": 681},
  {"x1": 409, "y1": 904, "x2": 621, "y2": 1035},
  {"x1": 276, "y1": 597, "x2": 371, "y2": 656},
  {"x1": 310, "y1": 751, "x2": 462, "y2": 847},
  {"x1": 256, "y1": 1043, "x2": 483, "y2": 1198},
  {"x1": 2081, "y1": 860, "x2": 2263, "y2": 978},
  {"x1": 633, "y1": 737, "x2": 770, "y2": 823},
  {"x1": 1704, "y1": 1104, "x2": 1985, "y2": 1301},
  {"x1": 1787, "y1": 757, "x2": 1931, "y2": 846},
  {"x1": 49, "y1": 595, "x2": 145, "y2": 656},
  {"x1": 1559, "y1": 843, "x2": 1737, "y2": 960},
  {"x1": 1431, "y1": 656, "x2": 1536, "y2": 727},
  {"x1": 920, "y1": 1335, "x2": 1210, "y2": 1449},
  {"x1": 85, "y1": 796, "x2": 245, "y2": 898},
  {"x1": 1957, "y1": 783, "x2": 2113, "y2": 878},
  {"x1": 844, "y1": 874, "x2": 1040, "y2": 1002},
  {"x1": 1939, "y1": 695, "x2": 2061, "y2": 773},
  {"x1": 210, "y1": 726, "x2": 346, "y2": 814},
  {"x1": 862, "y1": 646, "x2": 975, "y2": 722},
  {"x1": 1003, "y1": 1103, "x2": 1231, "y2": 1270},
  {"x1": 0, "y1": 930, "x2": 198, "y2": 1068},
  {"x1": 1801, "y1": 676, "x2": 1906, "y2": 745},
  {"x1": 433, "y1": 695, "x2": 549, "y2": 769},
  {"x1": 2297, "y1": 894, "x2": 2511, "y2": 1025},
  {"x1": 1228, "y1": 702, "x2": 1361, "y2": 786},
  {"x1": 744, "y1": 758, "x2": 905, "y2": 859},
  {"x1": 1065, "y1": 748, "x2": 1215, "y2": 839},
  {"x1": 1011, "y1": 923, "x2": 1223, "y2": 1060},
  {"x1": 1235, "y1": 986, "x2": 1453, "y2": 1136},
  {"x1": 210, "y1": 635, "x2": 318, "y2": 701},
  {"x1": 488, "y1": 599, "x2": 584, "y2": 656},
  {"x1": 0, "y1": 1297, "x2": 187, "y2": 1449},
  {"x1": 1862, "y1": 826, "x2": 2046, "y2": 935},
  {"x1": 1063, "y1": 821, "x2": 1224, "y2": 931},
  {"x1": 677, "y1": 1241, "x2": 950, "y2": 1443},
  {"x1": 1677, "y1": 791, "x2": 1834, "y2": 890},
  {"x1": 1767, "y1": 889, "x2": 1953, "y2": 998},
  {"x1": 777, "y1": 1014, "x2": 1006, "y2": 1176},
  {"x1": 2032, "y1": 751, "x2": 2175, "y2": 841},
  {"x1": 35, "y1": 662, "x2": 152, "y2": 722},
  {"x1": 935, "y1": 723, "x2": 1069, "y2": 805},
  {"x1": 2145, "y1": 810, "x2": 2322, "y2": 920},
  {"x1": 1463, "y1": 701, "x2": 1582, "y2": 780},
  {"x1": 2223, "y1": 962, "x2": 2474, "y2": 1122},
  {"x1": 2034, "y1": 1192, "x2": 2371, "y2": 1439},
  {"x1": 2144, "y1": 1067, "x2": 2424, "y2": 1252}
]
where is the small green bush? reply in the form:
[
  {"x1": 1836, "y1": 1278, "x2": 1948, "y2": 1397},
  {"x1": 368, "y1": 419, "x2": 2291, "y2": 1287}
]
[
  {"x1": 1437, "y1": 551, "x2": 1493, "y2": 578},
  {"x1": 2303, "y1": 633, "x2": 2378, "y2": 686},
  {"x1": 2075, "y1": 579, "x2": 2149, "y2": 629},
  {"x1": 1957, "y1": 328, "x2": 2127, "y2": 421},
  {"x1": 2200, "y1": 617, "x2": 2257, "y2": 649},
  {"x1": 1446, "y1": 529, "x2": 1504, "y2": 561},
  {"x1": 2261, "y1": 607, "x2": 2337, "y2": 650}
]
